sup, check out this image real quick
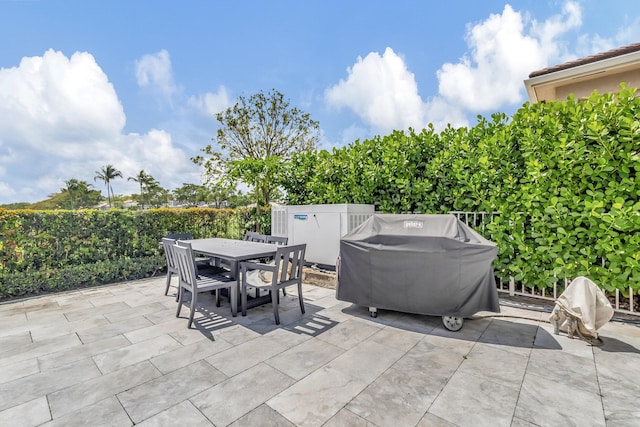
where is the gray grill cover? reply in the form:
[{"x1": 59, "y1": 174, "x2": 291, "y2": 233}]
[{"x1": 336, "y1": 214, "x2": 500, "y2": 317}]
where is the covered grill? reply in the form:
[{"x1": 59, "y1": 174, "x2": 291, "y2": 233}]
[{"x1": 336, "y1": 214, "x2": 500, "y2": 330}]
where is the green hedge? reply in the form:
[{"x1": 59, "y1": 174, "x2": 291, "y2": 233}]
[
  {"x1": 281, "y1": 86, "x2": 640, "y2": 294},
  {"x1": 0, "y1": 207, "x2": 270, "y2": 300},
  {"x1": 0, "y1": 256, "x2": 165, "y2": 298}
]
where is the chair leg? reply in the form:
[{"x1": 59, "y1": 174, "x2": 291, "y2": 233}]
[
  {"x1": 241, "y1": 282, "x2": 248, "y2": 317},
  {"x1": 164, "y1": 272, "x2": 172, "y2": 296},
  {"x1": 176, "y1": 286, "x2": 183, "y2": 318},
  {"x1": 188, "y1": 291, "x2": 197, "y2": 328},
  {"x1": 282, "y1": 288, "x2": 287, "y2": 296},
  {"x1": 230, "y1": 285, "x2": 238, "y2": 317},
  {"x1": 298, "y1": 282, "x2": 305, "y2": 314},
  {"x1": 271, "y1": 286, "x2": 280, "y2": 325}
]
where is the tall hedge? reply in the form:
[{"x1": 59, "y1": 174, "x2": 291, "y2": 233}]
[
  {"x1": 281, "y1": 86, "x2": 640, "y2": 294},
  {"x1": 0, "y1": 207, "x2": 270, "y2": 300}
]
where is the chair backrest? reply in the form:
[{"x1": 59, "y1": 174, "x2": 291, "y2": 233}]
[
  {"x1": 166, "y1": 232, "x2": 193, "y2": 240},
  {"x1": 244, "y1": 231, "x2": 260, "y2": 241},
  {"x1": 173, "y1": 243, "x2": 198, "y2": 291},
  {"x1": 266, "y1": 235, "x2": 288, "y2": 245},
  {"x1": 162, "y1": 237, "x2": 179, "y2": 273},
  {"x1": 272, "y1": 244, "x2": 306, "y2": 284},
  {"x1": 175, "y1": 240, "x2": 205, "y2": 274},
  {"x1": 248, "y1": 233, "x2": 267, "y2": 243}
]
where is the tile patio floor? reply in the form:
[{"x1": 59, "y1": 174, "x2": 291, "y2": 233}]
[{"x1": 1, "y1": 276, "x2": 639, "y2": 426}]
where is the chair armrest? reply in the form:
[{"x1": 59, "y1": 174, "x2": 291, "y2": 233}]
[{"x1": 240, "y1": 261, "x2": 277, "y2": 273}]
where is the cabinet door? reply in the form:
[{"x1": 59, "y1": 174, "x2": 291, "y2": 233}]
[{"x1": 291, "y1": 213, "x2": 340, "y2": 266}]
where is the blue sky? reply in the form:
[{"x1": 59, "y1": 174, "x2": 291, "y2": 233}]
[{"x1": 0, "y1": 0, "x2": 638, "y2": 204}]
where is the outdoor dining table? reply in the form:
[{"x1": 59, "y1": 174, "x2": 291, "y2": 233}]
[{"x1": 186, "y1": 237, "x2": 280, "y2": 311}]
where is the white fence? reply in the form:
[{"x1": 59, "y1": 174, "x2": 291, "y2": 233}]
[{"x1": 450, "y1": 211, "x2": 637, "y2": 316}]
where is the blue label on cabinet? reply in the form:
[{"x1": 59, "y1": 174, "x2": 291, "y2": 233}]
[{"x1": 294, "y1": 214, "x2": 308, "y2": 220}]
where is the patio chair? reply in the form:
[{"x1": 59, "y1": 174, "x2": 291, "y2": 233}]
[
  {"x1": 161, "y1": 237, "x2": 181, "y2": 297},
  {"x1": 244, "y1": 231, "x2": 260, "y2": 241},
  {"x1": 240, "y1": 243, "x2": 306, "y2": 325},
  {"x1": 244, "y1": 232, "x2": 267, "y2": 243},
  {"x1": 265, "y1": 235, "x2": 289, "y2": 295},
  {"x1": 240, "y1": 233, "x2": 286, "y2": 299},
  {"x1": 265, "y1": 235, "x2": 288, "y2": 245},
  {"x1": 177, "y1": 240, "x2": 231, "y2": 289},
  {"x1": 165, "y1": 233, "x2": 213, "y2": 266},
  {"x1": 162, "y1": 237, "x2": 218, "y2": 298},
  {"x1": 174, "y1": 243, "x2": 237, "y2": 328},
  {"x1": 166, "y1": 232, "x2": 193, "y2": 240}
]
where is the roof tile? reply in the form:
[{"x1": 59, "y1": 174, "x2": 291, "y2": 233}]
[{"x1": 528, "y1": 42, "x2": 640, "y2": 78}]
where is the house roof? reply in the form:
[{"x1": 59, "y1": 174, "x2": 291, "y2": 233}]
[
  {"x1": 524, "y1": 42, "x2": 640, "y2": 103},
  {"x1": 529, "y1": 43, "x2": 640, "y2": 78}
]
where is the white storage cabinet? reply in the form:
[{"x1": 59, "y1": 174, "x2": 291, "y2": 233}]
[{"x1": 271, "y1": 204, "x2": 374, "y2": 266}]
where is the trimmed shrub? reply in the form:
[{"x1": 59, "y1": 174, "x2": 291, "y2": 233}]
[
  {"x1": 281, "y1": 86, "x2": 640, "y2": 293},
  {"x1": 0, "y1": 207, "x2": 269, "y2": 300}
]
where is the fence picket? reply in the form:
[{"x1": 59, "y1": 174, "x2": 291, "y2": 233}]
[{"x1": 451, "y1": 210, "x2": 637, "y2": 317}]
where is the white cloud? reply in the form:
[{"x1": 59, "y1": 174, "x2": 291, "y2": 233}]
[
  {"x1": 325, "y1": 2, "x2": 588, "y2": 134},
  {"x1": 531, "y1": 1, "x2": 582, "y2": 55},
  {"x1": 576, "y1": 15, "x2": 640, "y2": 57},
  {"x1": 325, "y1": 47, "x2": 426, "y2": 134},
  {"x1": 438, "y1": 2, "x2": 581, "y2": 112},
  {"x1": 135, "y1": 49, "x2": 177, "y2": 98},
  {"x1": 0, "y1": 49, "x2": 125, "y2": 147},
  {"x1": 125, "y1": 129, "x2": 199, "y2": 188},
  {"x1": 615, "y1": 16, "x2": 640, "y2": 45},
  {"x1": 576, "y1": 34, "x2": 615, "y2": 57},
  {"x1": 318, "y1": 124, "x2": 371, "y2": 150},
  {"x1": 0, "y1": 49, "x2": 201, "y2": 204},
  {"x1": 0, "y1": 181, "x2": 15, "y2": 198},
  {"x1": 422, "y1": 97, "x2": 469, "y2": 131},
  {"x1": 187, "y1": 86, "x2": 231, "y2": 116}
]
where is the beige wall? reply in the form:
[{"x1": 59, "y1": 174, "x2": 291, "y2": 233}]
[
  {"x1": 554, "y1": 69, "x2": 640, "y2": 100},
  {"x1": 525, "y1": 51, "x2": 640, "y2": 103}
]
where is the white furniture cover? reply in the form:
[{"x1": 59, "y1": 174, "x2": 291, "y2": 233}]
[{"x1": 549, "y1": 276, "x2": 614, "y2": 339}]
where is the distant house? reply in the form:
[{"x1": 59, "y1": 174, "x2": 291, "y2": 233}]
[{"x1": 524, "y1": 43, "x2": 640, "y2": 103}]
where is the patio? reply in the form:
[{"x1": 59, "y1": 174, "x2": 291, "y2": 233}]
[{"x1": 0, "y1": 277, "x2": 639, "y2": 426}]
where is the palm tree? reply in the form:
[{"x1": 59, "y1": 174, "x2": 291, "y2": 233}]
[
  {"x1": 128, "y1": 170, "x2": 155, "y2": 209},
  {"x1": 61, "y1": 179, "x2": 81, "y2": 209},
  {"x1": 94, "y1": 164, "x2": 123, "y2": 208},
  {"x1": 61, "y1": 179, "x2": 98, "y2": 209}
]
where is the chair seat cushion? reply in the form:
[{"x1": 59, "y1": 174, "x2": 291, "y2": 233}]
[
  {"x1": 245, "y1": 261, "x2": 292, "y2": 287},
  {"x1": 244, "y1": 268, "x2": 272, "y2": 287}
]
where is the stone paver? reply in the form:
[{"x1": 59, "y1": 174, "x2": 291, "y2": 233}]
[
  {"x1": 118, "y1": 360, "x2": 227, "y2": 423},
  {"x1": 92, "y1": 334, "x2": 182, "y2": 374},
  {"x1": 192, "y1": 363, "x2": 295, "y2": 426},
  {"x1": 228, "y1": 404, "x2": 295, "y2": 427},
  {"x1": 136, "y1": 401, "x2": 214, "y2": 427},
  {"x1": 0, "y1": 358, "x2": 101, "y2": 412},
  {"x1": 0, "y1": 276, "x2": 638, "y2": 426},
  {"x1": 515, "y1": 372, "x2": 606, "y2": 426},
  {"x1": 0, "y1": 358, "x2": 40, "y2": 384},
  {"x1": 430, "y1": 370, "x2": 520, "y2": 427},
  {"x1": 41, "y1": 396, "x2": 132, "y2": 427},
  {"x1": 47, "y1": 360, "x2": 161, "y2": 418},
  {"x1": 0, "y1": 397, "x2": 51, "y2": 427}
]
